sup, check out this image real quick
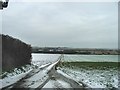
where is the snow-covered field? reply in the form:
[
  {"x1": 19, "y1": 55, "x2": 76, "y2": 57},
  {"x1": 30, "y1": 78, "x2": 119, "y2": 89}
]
[
  {"x1": 1, "y1": 54, "x2": 60, "y2": 89},
  {"x1": 32, "y1": 53, "x2": 60, "y2": 66},
  {"x1": 1, "y1": 54, "x2": 119, "y2": 89},
  {"x1": 59, "y1": 54, "x2": 119, "y2": 89},
  {"x1": 60, "y1": 67, "x2": 118, "y2": 89},
  {"x1": 0, "y1": 65, "x2": 32, "y2": 88}
]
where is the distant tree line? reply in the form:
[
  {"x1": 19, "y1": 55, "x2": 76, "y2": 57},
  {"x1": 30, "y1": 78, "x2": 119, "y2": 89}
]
[
  {"x1": 1, "y1": 34, "x2": 31, "y2": 71},
  {"x1": 32, "y1": 47, "x2": 119, "y2": 55}
]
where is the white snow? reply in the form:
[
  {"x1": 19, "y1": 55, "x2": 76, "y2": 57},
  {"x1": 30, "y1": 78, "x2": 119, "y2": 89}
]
[
  {"x1": 1, "y1": 54, "x2": 118, "y2": 89},
  {"x1": 38, "y1": 63, "x2": 51, "y2": 69},
  {"x1": 19, "y1": 70, "x2": 49, "y2": 88},
  {"x1": 11, "y1": 60, "x2": 60, "y2": 88},
  {"x1": 56, "y1": 79, "x2": 72, "y2": 88},
  {"x1": 1, "y1": 54, "x2": 60, "y2": 89},
  {"x1": 42, "y1": 80, "x2": 55, "y2": 88},
  {"x1": 42, "y1": 79, "x2": 72, "y2": 89},
  {"x1": 1, "y1": 69, "x2": 32, "y2": 88},
  {"x1": 60, "y1": 67, "x2": 118, "y2": 88},
  {"x1": 32, "y1": 53, "x2": 60, "y2": 63},
  {"x1": 57, "y1": 70, "x2": 73, "y2": 80},
  {"x1": 45, "y1": 59, "x2": 60, "y2": 73}
]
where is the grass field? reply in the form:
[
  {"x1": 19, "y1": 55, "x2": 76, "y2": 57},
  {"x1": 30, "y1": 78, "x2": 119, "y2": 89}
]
[
  {"x1": 59, "y1": 61, "x2": 119, "y2": 70},
  {"x1": 58, "y1": 61, "x2": 119, "y2": 88}
]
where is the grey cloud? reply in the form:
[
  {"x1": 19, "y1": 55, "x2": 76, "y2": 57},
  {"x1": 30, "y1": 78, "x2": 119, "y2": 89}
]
[{"x1": 2, "y1": 2, "x2": 118, "y2": 48}]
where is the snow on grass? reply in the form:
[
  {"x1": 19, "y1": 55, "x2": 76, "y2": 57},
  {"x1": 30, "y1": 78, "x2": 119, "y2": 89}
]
[
  {"x1": 31, "y1": 53, "x2": 61, "y2": 70},
  {"x1": 59, "y1": 55, "x2": 119, "y2": 89},
  {"x1": 1, "y1": 54, "x2": 60, "y2": 89},
  {"x1": 1, "y1": 65, "x2": 32, "y2": 89},
  {"x1": 59, "y1": 67, "x2": 118, "y2": 89},
  {"x1": 18, "y1": 69, "x2": 49, "y2": 88},
  {"x1": 10, "y1": 60, "x2": 60, "y2": 88},
  {"x1": 32, "y1": 53, "x2": 60, "y2": 64},
  {"x1": 1, "y1": 70, "x2": 31, "y2": 88}
]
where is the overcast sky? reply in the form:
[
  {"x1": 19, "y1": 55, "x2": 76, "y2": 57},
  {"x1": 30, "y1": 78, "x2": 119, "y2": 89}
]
[{"x1": 2, "y1": 1, "x2": 118, "y2": 49}]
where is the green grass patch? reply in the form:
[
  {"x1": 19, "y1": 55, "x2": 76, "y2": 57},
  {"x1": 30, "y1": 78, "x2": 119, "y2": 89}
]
[{"x1": 59, "y1": 62, "x2": 119, "y2": 70}]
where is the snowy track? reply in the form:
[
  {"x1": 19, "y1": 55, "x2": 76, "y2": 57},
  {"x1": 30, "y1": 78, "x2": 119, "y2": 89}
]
[{"x1": 2, "y1": 55, "x2": 90, "y2": 90}]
